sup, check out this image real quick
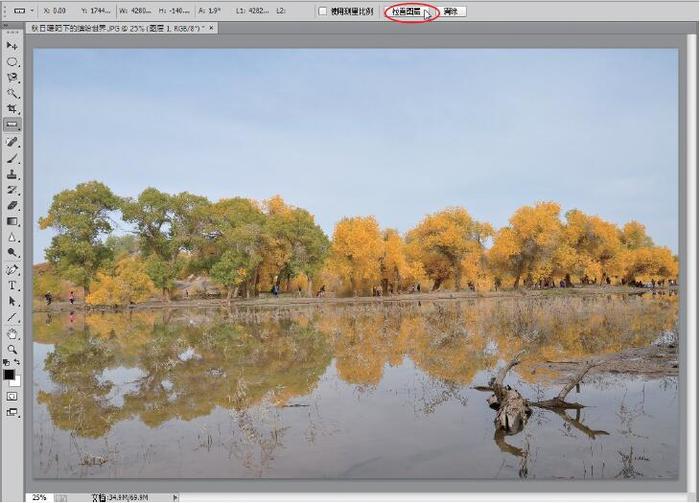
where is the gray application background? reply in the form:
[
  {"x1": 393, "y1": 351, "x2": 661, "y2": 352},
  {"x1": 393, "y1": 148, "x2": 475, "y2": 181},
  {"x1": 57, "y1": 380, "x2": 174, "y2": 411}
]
[{"x1": 9, "y1": 19, "x2": 697, "y2": 495}]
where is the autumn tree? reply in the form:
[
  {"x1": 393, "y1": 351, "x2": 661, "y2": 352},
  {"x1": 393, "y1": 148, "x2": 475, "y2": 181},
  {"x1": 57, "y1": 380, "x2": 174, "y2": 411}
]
[
  {"x1": 33, "y1": 263, "x2": 75, "y2": 302},
  {"x1": 38, "y1": 181, "x2": 122, "y2": 294},
  {"x1": 86, "y1": 255, "x2": 157, "y2": 306},
  {"x1": 625, "y1": 246, "x2": 678, "y2": 283},
  {"x1": 556, "y1": 210, "x2": 625, "y2": 284},
  {"x1": 406, "y1": 207, "x2": 491, "y2": 291},
  {"x1": 39, "y1": 179, "x2": 679, "y2": 301},
  {"x1": 329, "y1": 216, "x2": 384, "y2": 295},
  {"x1": 620, "y1": 221, "x2": 654, "y2": 250},
  {"x1": 616, "y1": 221, "x2": 677, "y2": 283},
  {"x1": 380, "y1": 228, "x2": 424, "y2": 293},
  {"x1": 489, "y1": 202, "x2": 562, "y2": 288}
]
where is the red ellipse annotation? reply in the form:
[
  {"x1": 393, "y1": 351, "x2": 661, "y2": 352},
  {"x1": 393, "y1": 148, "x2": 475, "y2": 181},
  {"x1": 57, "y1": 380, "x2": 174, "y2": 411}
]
[{"x1": 383, "y1": 2, "x2": 441, "y2": 24}]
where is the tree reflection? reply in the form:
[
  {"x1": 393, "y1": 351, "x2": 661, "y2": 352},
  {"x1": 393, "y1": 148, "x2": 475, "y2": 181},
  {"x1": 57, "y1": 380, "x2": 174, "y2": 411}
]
[
  {"x1": 37, "y1": 331, "x2": 119, "y2": 438},
  {"x1": 34, "y1": 293, "x2": 678, "y2": 440},
  {"x1": 37, "y1": 311, "x2": 332, "y2": 436}
]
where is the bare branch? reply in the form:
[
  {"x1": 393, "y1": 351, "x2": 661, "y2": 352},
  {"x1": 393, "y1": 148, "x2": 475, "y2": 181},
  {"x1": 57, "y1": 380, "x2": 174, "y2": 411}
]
[
  {"x1": 556, "y1": 360, "x2": 600, "y2": 401},
  {"x1": 529, "y1": 360, "x2": 603, "y2": 410},
  {"x1": 494, "y1": 349, "x2": 527, "y2": 387}
]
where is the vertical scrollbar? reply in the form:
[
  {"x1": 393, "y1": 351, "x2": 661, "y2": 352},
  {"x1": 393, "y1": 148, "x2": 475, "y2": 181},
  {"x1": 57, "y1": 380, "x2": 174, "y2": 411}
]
[{"x1": 1, "y1": 26, "x2": 23, "y2": 503}]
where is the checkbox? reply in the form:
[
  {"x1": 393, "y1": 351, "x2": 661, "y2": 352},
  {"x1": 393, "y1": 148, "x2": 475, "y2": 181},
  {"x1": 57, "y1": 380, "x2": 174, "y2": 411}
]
[{"x1": 318, "y1": 6, "x2": 327, "y2": 16}]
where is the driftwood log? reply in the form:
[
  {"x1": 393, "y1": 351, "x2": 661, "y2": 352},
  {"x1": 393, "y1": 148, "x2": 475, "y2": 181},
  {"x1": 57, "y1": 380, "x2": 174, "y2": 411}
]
[
  {"x1": 485, "y1": 350, "x2": 532, "y2": 434},
  {"x1": 475, "y1": 351, "x2": 609, "y2": 438},
  {"x1": 474, "y1": 351, "x2": 609, "y2": 477}
]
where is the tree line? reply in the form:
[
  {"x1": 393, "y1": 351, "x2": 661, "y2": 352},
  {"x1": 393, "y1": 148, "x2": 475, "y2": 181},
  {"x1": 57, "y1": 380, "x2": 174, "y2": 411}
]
[{"x1": 36, "y1": 181, "x2": 678, "y2": 305}]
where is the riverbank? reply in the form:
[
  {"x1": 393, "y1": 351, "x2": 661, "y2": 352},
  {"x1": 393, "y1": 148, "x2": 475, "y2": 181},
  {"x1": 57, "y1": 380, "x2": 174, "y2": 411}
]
[{"x1": 34, "y1": 285, "x2": 676, "y2": 313}]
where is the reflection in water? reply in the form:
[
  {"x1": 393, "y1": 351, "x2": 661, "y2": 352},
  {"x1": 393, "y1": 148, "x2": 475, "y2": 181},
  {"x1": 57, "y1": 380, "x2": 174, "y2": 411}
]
[{"x1": 33, "y1": 294, "x2": 679, "y2": 479}]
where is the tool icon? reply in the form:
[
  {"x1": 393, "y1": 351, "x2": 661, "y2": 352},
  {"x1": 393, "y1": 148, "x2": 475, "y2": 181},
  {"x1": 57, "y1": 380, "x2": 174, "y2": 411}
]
[
  {"x1": 7, "y1": 185, "x2": 17, "y2": 194},
  {"x1": 7, "y1": 200, "x2": 17, "y2": 209},
  {"x1": 6, "y1": 57, "x2": 17, "y2": 67},
  {"x1": 7, "y1": 72, "x2": 17, "y2": 82},
  {"x1": 6, "y1": 42, "x2": 17, "y2": 50},
  {"x1": 6, "y1": 136, "x2": 18, "y2": 146},
  {"x1": 8, "y1": 247, "x2": 17, "y2": 257},
  {"x1": 8, "y1": 345, "x2": 17, "y2": 355},
  {"x1": 8, "y1": 232, "x2": 16, "y2": 241},
  {"x1": 6, "y1": 104, "x2": 17, "y2": 113},
  {"x1": 9, "y1": 296, "x2": 16, "y2": 306},
  {"x1": 8, "y1": 279, "x2": 17, "y2": 289},
  {"x1": 5, "y1": 264, "x2": 18, "y2": 275},
  {"x1": 6, "y1": 328, "x2": 17, "y2": 339},
  {"x1": 7, "y1": 168, "x2": 17, "y2": 179},
  {"x1": 6, "y1": 153, "x2": 17, "y2": 163}
]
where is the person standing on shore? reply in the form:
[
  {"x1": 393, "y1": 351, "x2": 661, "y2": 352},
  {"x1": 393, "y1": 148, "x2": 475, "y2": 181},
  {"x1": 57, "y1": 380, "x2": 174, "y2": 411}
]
[{"x1": 69, "y1": 290, "x2": 75, "y2": 305}]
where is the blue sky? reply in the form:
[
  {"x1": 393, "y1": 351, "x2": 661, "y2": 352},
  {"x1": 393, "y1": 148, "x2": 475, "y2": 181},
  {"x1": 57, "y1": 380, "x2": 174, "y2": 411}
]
[{"x1": 33, "y1": 48, "x2": 678, "y2": 262}]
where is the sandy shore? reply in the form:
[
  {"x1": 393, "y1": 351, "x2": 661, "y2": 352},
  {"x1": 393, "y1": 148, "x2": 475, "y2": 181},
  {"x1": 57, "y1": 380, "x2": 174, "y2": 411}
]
[{"x1": 32, "y1": 285, "x2": 674, "y2": 313}]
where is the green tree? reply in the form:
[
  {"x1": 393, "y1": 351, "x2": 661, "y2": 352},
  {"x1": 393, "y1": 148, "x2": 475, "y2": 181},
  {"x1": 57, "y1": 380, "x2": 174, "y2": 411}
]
[
  {"x1": 38, "y1": 181, "x2": 121, "y2": 293},
  {"x1": 121, "y1": 188, "x2": 210, "y2": 299},
  {"x1": 263, "y1": 196, "x2": 330, "y2": 294},
  {"x1": 104, "y1": 234, "x2": 140, "y2": 257},
  {"x1": 145, "y1": 255, "x2": 181, "y2": 299},
  {"x1": 120, "y1": 188, "x2": 174, "y2": 258},
  {"x1": 210, "y1": 250, "x2": 250, "y2": 301},
  {"x1": 201, "y1": 198, "x2": 268, "y2": 297}
]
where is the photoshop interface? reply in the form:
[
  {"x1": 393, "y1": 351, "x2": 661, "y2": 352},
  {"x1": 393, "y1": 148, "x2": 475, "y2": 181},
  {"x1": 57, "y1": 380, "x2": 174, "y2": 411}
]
[{"x1": 0, "y1": 0, "x2": 698, "y2": 501}]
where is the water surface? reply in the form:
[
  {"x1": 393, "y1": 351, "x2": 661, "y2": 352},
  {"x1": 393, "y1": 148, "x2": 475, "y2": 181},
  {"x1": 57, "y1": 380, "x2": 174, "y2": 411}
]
[{"x1": 32, "y1": 293, "x2": 679, "y2": 479}]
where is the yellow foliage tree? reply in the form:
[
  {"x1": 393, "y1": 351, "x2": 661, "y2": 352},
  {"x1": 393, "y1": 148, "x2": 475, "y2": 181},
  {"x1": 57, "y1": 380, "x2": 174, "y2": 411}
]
[
  {"x1": 328, "y1": 216, "x2": 384, "y2": 295},
  {"x1": 558, "y1": 209, "x2": 625, "y2": 284},
  {"x1": 380, "y1": 229, "x2": 424, "y2": 293},
  {"x1": 86, "y1": 255, "x2": 157, "y2": 306},
  {"x1": 488, "y1": 202, "x2": 562, "y2": 288},
  {"x1": 406, "y1": 207, "x2": 491, "y2": 291},
  {"x1": 620, "y1": 220, "x2": 654, "y2": 250},
  {"x1": 625, "y1": 246, "x2": 678, "y2": 283}
]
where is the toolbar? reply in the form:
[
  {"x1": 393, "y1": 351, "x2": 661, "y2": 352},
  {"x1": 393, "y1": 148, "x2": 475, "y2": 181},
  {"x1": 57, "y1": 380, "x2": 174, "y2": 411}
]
[
  {"x1": 2, "y1": 1, "x2": 697, "y2": 22},
  {"x1": 1, "y1": 26, "x2": 24, "y2": 503}
]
